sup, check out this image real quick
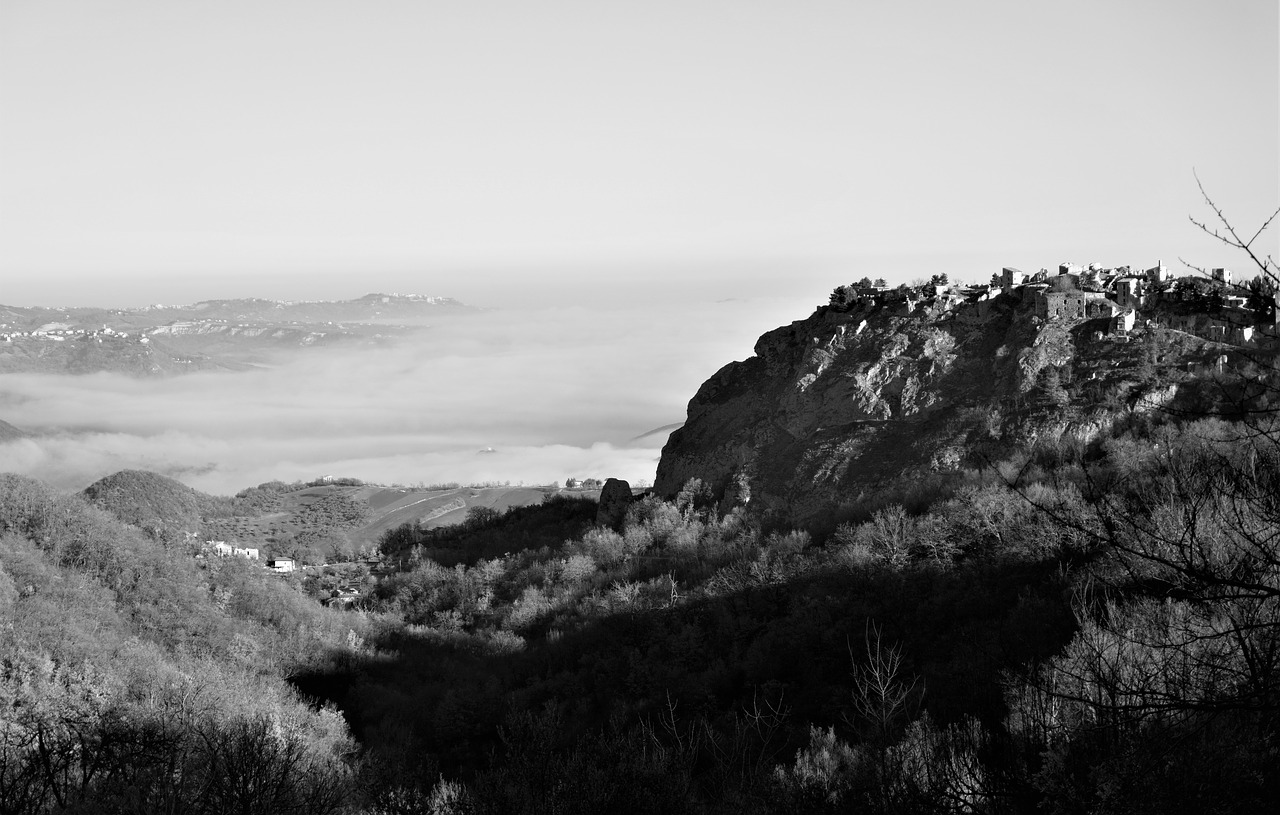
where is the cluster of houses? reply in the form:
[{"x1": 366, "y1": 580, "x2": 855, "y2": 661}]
[
  {"x1": 0, "y1": 323, "x2": 142, "y2": 344},
  {"x1": 837, "y1": 261, "x2": 1271, "y2": 348},
  {"x1": 997, "y1": 261, "x2": 1268, "y2": 344},
  {"x1": 203, "y1": 539, "x2": 382, "y2": 609},
  {"x1": 205, "y1": 540, "x2": 295, "y2": 573}
]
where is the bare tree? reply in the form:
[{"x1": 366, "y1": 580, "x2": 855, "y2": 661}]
[
  {"x1": 1184, "y1": 172, "x2": 1280, "y2": 288},
  {"x1": 845, "y1": 623, "x2": 922, "y2": 743}
]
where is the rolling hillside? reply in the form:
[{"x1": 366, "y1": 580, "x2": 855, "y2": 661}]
[{"x1": 182, "y1": 479, "x2": 581, "y2": 562}]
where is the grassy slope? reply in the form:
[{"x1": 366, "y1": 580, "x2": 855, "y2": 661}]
[{"x1": 192, "y1": 481, "x2": 572, "y2": 560}]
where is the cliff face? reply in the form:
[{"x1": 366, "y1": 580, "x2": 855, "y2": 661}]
[{"x1": 654, "y1": 288, "x2": 1228, "y2": 525}]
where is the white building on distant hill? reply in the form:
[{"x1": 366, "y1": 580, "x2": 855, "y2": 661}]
[{"x1": 208, "y1": 541, "x2": 259, "y2": 560}]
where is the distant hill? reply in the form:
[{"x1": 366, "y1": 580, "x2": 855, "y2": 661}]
[
  {"x1": 173, "y1": 292, "x2": 472, "y2": 324},
  {"x1": 376, "y1": 493, "x2": 601, "y2": 566},
  {"x1": 204, "y1": 482, "x2": 563, "y2": 563},
  {"x1": 0, "y1": 419, "x2": 28, "y2": 442},
  {"x1": 0, "y1": 332, "x2": 236, "y2": 376},
  {"x1": 0, "y1": 293, "x2": 471, "y2": 333},
  {"x1": 81, "y1": 469, "x2": 564, "y2": 563},
  {"x1": 0, "y1": 292, "x2": 475, "y2": 375},
  {"x1": 83, "y1": 469, "x2": 234, "y2": 540}
]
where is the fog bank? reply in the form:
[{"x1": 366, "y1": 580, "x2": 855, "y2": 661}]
[{"x1": 0, "y1": 295, "x2": 814, "y2": 495}]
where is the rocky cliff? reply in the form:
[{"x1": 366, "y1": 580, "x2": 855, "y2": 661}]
[{"x1": 655, "y1": 286, "x2": 1244, "y2": 525}]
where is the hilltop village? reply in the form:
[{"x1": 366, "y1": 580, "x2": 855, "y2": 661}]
[
  {"x1": 0, "y1": 323, "x2": 148, "y2": 344},
  {"x1": 827, "y1": 260, "x2": 1279, "y2": 348},
  {"x1": 0, "y1": 319, "x2": 332, "y2": 346}
]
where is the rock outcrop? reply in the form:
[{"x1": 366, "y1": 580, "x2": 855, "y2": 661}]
[
  {"x1": 655, "y1": 288, "x2": 1235, "y2": 526},
  {"x1": 595, "y1": 478, "x2": 632, "y2": 530}
]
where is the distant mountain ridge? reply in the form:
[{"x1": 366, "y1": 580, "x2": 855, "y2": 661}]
[
  {"x1": 0, "y1": 292, "x2": 473, "y2": 375},
  {"x1": 1, "y1": 292, "x2": 470, "y2": 333}
]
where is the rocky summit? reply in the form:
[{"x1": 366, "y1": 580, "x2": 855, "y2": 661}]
[{"x1": 655, "y1": 268, "x2": 1277, "y2": 525}]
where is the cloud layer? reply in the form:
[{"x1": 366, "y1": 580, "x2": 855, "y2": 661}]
[{"x1": 0, "y1": 297, "x2": 800, "y2": 495}]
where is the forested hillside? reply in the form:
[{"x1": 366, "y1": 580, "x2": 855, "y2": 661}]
[{"x1": 0, "y1": 474, "x2": 370, "y2": 813}]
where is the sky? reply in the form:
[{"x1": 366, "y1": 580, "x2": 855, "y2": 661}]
[
  {"x1": 2, "y1": 0, "x2": 1276, "y2": 307},
  {"x1": 0, "y1": 0, "x2": 1277, "y2": 492}
]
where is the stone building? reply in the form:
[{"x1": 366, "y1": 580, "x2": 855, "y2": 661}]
[
  {"x1": 1001, "y1": 267, "x2": 1026, "y2": 295},
  {"x1": 1035, "y1": 290, "x2": 1121, "y2": 321},
  {"x1": 1146, "y1": 260, "x2": 1172, "y2": 283},
  {"x1": 1114, "y1": 277, "x2": 1144, "y2": 310}
]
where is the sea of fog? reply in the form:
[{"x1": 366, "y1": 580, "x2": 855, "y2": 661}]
[{"x1": 0, "y1": 295, "x2": 816, "y2": 496}]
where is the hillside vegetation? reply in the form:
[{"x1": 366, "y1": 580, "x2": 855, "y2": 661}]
[
  {"x1": 77, "y1": 472, "x2": 559, "y2": 566},
  {"x1": 83, "y1": 469, "x2": 239, "y2": 542},
  {"x1": 9, "y1": 400, "x2": 1278, "y2": 813},
  {"x1": 0, "y1": 473, "x2": 371, "y2": 813},
  {"x1": 294, "y1": 409, "x2": 1280, "y2": 814}
]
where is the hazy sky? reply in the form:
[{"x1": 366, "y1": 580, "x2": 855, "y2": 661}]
[{"x1": 2, "y1": 0, "x2": 1276, "y2": 308}]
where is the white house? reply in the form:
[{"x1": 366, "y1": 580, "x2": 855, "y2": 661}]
[{"x1": 209, "y1": 541, "x2": 259, "y2": 561}]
